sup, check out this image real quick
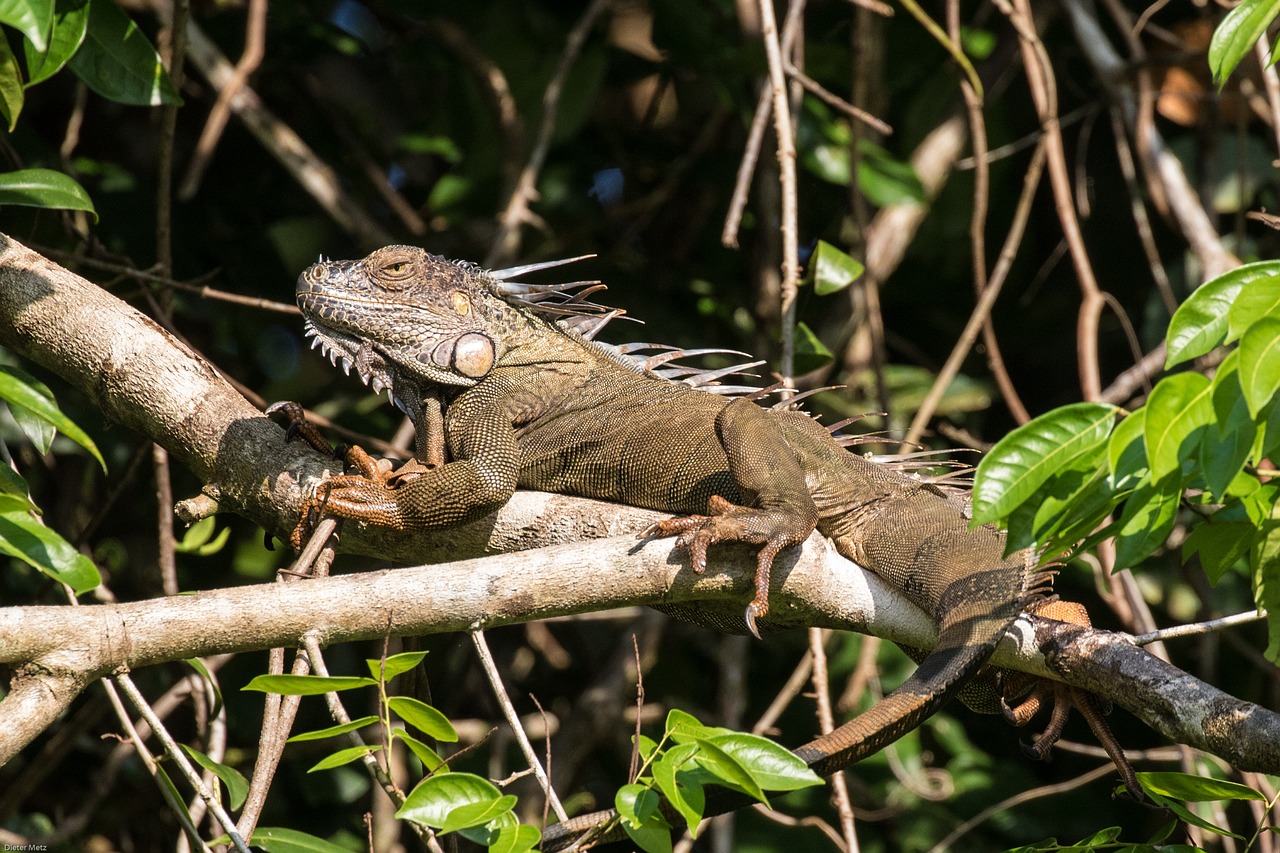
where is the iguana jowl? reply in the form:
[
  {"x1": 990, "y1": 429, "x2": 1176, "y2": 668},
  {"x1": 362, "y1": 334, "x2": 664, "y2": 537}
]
[{"x1": 284, "y1": 245, "x2": 1132, "y2": 846}]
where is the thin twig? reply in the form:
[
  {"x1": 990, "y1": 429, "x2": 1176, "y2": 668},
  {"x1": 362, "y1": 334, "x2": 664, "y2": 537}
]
[
  {"x1": 116, "y1": 672, "x2": 250, "y2": 853},
  {"x1": 181, "y1": 0, "x2": 266, "y2": 197},
  {"x1": 302, "y1": 634, "x2": 442, "y2": 852},
  {"x1": 470, "y1": 629, "x2": 569, "y2": 822},
  {"x1": 722, "y1": 1, "x2": 807, "y2": 247},
  {"x1": 902, "y1": 141, "x2": 1047, "y2": 446},
  {"x1": 809, "y1": 628, "x2": 859, "y2": 853},
  {"x1": 485, "y1": 0, "x2": 613, "y2": 267},
  {"x1": 1133, "y1": 610, "x2": 1269, "y2": 646},
  {"x1": 926, "y1": 763, "x2": 1119, "y2": 853},
  {"x1": 782, "y1": 62, "x2": 891, "y2": 133},
  {"x1": 757, "y1": 0, "x2": 801, "y2": 379}
]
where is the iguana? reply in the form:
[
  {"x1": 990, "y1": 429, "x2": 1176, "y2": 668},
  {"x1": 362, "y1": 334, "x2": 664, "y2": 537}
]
[{"x1": 276, "y1": 244, "x2": 1135, "y2": 848}]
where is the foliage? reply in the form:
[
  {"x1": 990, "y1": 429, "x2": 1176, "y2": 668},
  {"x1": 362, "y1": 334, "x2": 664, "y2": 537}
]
[
  {"x1": 0, "y1": 0, "x2": 1278, "y2": 850},
  {"x1": 974, "y1": 263, "x2": 1280, "y2": 660}
]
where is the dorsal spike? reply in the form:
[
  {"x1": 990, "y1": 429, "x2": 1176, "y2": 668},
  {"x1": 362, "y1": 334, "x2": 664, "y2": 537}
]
[{"x1": 489, "y1": 254, "x2": 596, "y2": 280}]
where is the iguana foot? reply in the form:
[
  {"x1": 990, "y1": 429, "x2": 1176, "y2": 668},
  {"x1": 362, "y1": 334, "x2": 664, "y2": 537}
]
[
  {"x1": 642, "y1": 494, "x2": 814, "y2": 638},
  {"x1": 291, "y1": 444, "x2": 416, "y2": 550},
  {"x1": 1000, "y1": 599, "x2": 1141, "y2": 799}
]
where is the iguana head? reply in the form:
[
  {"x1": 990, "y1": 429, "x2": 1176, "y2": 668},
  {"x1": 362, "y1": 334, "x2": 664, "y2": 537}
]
[{"x1": 297, "y1": 245, "x2": 606, "y2": 409}]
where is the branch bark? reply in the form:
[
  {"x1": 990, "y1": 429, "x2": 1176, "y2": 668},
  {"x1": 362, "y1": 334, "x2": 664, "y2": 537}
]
[{"x1": 0, "y1": 234, "x2": 1276, "y2": 779}]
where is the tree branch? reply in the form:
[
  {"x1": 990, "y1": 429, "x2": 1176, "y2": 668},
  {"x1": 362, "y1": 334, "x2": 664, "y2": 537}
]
[{"x1": 0, "y1": 234, "x2": 1276, "y2": 779}]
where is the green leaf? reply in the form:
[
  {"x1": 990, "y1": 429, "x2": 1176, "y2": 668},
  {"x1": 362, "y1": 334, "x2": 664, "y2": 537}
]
[
  {"x1": 438, "y1": 795, "x2": 516, "y2": 834},
  {"x1": 245, "y1": 827, "x2": 354, "y2": 852},
  {"x1": 857, "y1": 139, "x2": 926, "y2": 206},
  {"x1": 652, "y1": 743, "x2": 704, "y2": 832},
  {"x1": 1253, "y1": 498, "x2": 1280, "y2": 663},
  {"x1": 287, "y1": 716, "x2": 379, "y2": 742},
  {"x1": 0, "y1": 464, "x2": 36, "y2": 511},
  {"x1": 807, "y1": 240, "x2": 863, "y2": 295},
  {"x1": 1203, "y1": 351, "x2": 1256, "y2": 499},
  {"x1": 665, "y1": 708, "x2": 732, "y2": 742},
  {"x1": 1141, "y1": 788, "x2": 1245, "y2": 839},
  {"x1": 24, "y1": 0, "x2": 89, "y2": 86},
  {"x1": 1107, "y1": 410, "x2": 1148, "y2": 486},
  {"x1": 1183, "y1": 519, "x2": 1255, "y2": 583},
  {"x1": 616, "y1": 784, "x2": 672, "y2": 853},
  {"x1": 691, "y1": 738, "x2": 766, "y2": 803},
  {"x1": 1005, "y1": 465, "x2": 1110, "y2": 555},
  {"x1": 387, "y1": 696, "x2": 458, "y2": 742},
  {"x1": 0, "y1": 33, "x2": 24, "y2": 130},
  {"x1": 0, "y1": 508, "x2": 100, "y2": 592},
  {"x1": 622, "y1": 821, "x2": 673, "y2": 853},
  {"x1": 0, "y1": 166, "x2": 96, "y2": 219},
  {"x1": 1144, "y1": 372, "x2": 1214, "y2": 481},
  {"x1": 1238, "y1": 316, "x2": 1280, "y2": 417},
  {"x1": 184, "y1": 657, "x2": 224, "y2": 718},
  {"x1": 616, "y1": 783, "x2": 661, "y2": 826},
  {"x1": 241, "y1": 674, "x2": 377, "y2": 695},
  {"x1": 397, "y1": 772, "x2": 505, "y2": 827},
  {"x1": 307, "y1": 744, "x2": 378, "y2": 773},
  {"x1": 365, "y1": 649, "x2": 428, "y2": 681},
  {"x1": 1227, "y1": 270, "x2": 1280, "y2": 342},
  {"x1": 175, "y1": 517, "x2": 231, "y2": 556},
  {"x1": 1113, "y1": 474, "x2": 1182, "y2": 570},
  {"x1": 972, "y1": 402, "x2": 1118, "y2": 525},
  {"x1": 793, "y1": 321, "x2": 833, "y2": 374},
  {"x1": 178, "y1": 744, "x2": 249, "y2": 810},
  {"x1": 703, "y1": 733, "x2": 822, "y2": 792},
  {"x1": 0, "y1": 364, "x2": 104, "y2": 469},
  {"x1": 1167, "y1": 263, "x2": 1278, "y2": 366},
  {"x1": 67, "y1": 0, "x2": 180, "y2": 105},
  {"x1": 1138, "y1": 770, "x2": 1267, "y2": 802},
  {"x1": 489, "y1": 824, "x2": 540, "y2": 853},
  {"x1": 0, "y1": 0, "x2": 53, "y2": 51},
  {"x1": 393, "y1": 728, "x2": 446, "y2": 772},
  {"x1": 1208, "y1": 0, "x2": 1280, "y2": 86}
]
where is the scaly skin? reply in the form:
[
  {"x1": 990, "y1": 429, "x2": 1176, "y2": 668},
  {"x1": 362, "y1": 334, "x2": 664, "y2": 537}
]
[{"x1": 286, "y1": 245, "x2": 1129, "y2": 849}]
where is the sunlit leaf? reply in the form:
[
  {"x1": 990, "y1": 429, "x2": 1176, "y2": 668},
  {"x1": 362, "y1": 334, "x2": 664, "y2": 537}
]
[
  {"x1": 1208, "y1": 0, "x2": 1280, "y2": 86},
  {"x1": 67, "y1": 0, "x2": 180, "y2": 105},
  {"x1": 393, "y1": 728, "x2": 447, "y2": 772},
  {"x1": 972, "y1": 402, "x2": 1118, "y2": 525},
  {"x1": 1238, "y1": 316, "x2": 1280, "y2": 417},
  {"x1": 489, "y1": 824, "x2": 540, "y2": 853},
  {"x1": 365, "y1": 649, "x2": 428, "y2": 681},
  {"x1": 1227, "y1": 273, "x2": 1280, "y2": 342},
  {"x1": 287, "y1": 716, "x2": 379, "y2": 742},
  {"x1": 24, "y1": 0, "x2": 88, "y2": 86},
  {"x1": 387, "y1": 696, "x2": 458, "y2": 742},
  {"x1": 1166, "y1": 263, "x2": 1278, "y2": 366},
  {"x1": 692, "y1": 738, "x2": 766, "y2": 803},
  {"x1": 1253, "y1": 499, "x2": 1280, "y2": 663},
  {"x1": 0, "y1": 34, "x2": 23, "y2": 130},
  {"x1": 307, "y1": 744, "x2": 378, "y2": 772},
  {"x1": 1144, "y1": 372, "x2": 1213, "y2": 481},
  {"x1": 652, "y1": 744, "x2": 704, "y2": 833},
  {"x1": 397, "y1": 772, "x2": 505, "y2": 827},
  {"x1": 0, "y1": 0, "x2": 53, "y2": 52},
  {"x1": 1183, "y1": 518, "x2": 1255, "y2": 583},
  {"x1": 242, "y1": 674, "x2": 377, "y2": 695},
  {"x1": 704, "y1": 733, "x2": 822, "y2": 792},
  {"x1": 807, "y1": 240, "x2": 863, "y2": 295},
  {"x1": 245, "y1": 827, "x2": 353, "y2": 852},
  {"x1": 178, "y1": 744, "x2": 249, "y2": 810},
  {"x1": 0, "y1": 167, "x2": 96, "y2": 219},
  {"x1": 0, "y1": 508, "x2": 100, "y2": 592}
]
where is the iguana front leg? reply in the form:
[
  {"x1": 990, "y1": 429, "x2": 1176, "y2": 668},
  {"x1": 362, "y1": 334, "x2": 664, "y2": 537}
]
[
  {"x1": 644, "y1": 398, "x2": 819, "y2": 636},
  {"x1": 272, "y1": 391, "x2": 514, "y2": 548}
]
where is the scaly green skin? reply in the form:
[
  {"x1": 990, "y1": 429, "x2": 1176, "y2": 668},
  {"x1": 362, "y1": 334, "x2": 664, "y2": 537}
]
[{"x1": 292, "y1": 245, "x2": 1045, "y2": 848}]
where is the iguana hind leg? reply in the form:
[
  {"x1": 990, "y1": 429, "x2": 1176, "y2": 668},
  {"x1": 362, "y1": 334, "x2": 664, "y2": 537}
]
[{"x1": 644, "y1": 398, "x2": 819, "y2": 636}]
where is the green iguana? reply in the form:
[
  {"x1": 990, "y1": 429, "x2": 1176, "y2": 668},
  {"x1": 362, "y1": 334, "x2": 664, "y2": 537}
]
[{"x1": 275, "y1": 244, "x2": 1135, "y2": 849}]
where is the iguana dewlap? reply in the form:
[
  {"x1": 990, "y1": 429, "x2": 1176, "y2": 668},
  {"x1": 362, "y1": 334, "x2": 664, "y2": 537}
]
[{"x1": 281, "y1": 245, "x2": 1135, "y2": 846}]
